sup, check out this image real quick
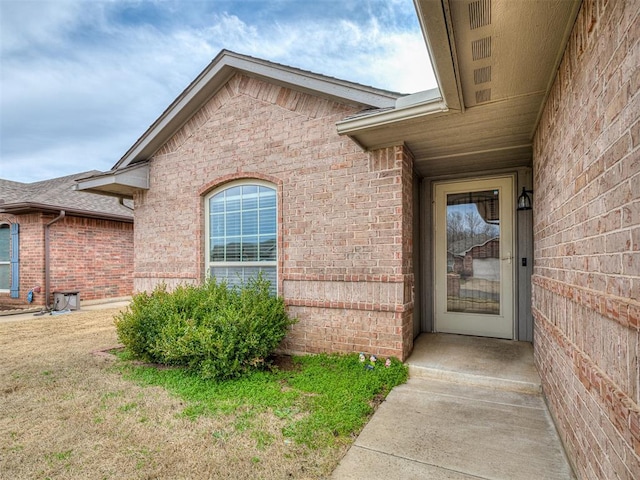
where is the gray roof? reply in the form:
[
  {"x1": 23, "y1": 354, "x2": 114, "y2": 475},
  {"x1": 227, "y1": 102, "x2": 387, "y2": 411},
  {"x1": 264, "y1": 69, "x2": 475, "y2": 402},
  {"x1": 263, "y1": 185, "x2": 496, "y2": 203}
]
[
  {"x1": 448, "y1": 236, "x2": 499, "y2": 256},
  {"x1": 0, "y1": 171, "x2": 133, "y2": 222}
]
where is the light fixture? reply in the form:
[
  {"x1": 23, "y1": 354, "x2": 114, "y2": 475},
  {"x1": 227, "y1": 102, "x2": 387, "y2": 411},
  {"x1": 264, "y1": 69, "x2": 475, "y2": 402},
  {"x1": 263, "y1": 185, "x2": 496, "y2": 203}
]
[{"x1": 517, "y1": 187, "x2": 533, "y2": 211}]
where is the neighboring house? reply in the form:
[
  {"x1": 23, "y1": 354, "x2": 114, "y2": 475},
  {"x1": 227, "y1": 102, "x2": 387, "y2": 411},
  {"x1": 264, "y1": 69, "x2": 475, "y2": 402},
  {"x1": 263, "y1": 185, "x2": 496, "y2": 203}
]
[
  {"x1": 447, "y1": 237, "x2": 500, "y2": 315},
  {"x1": 447, "y1": 237, "x2": 500, "y2": 279},
  {"x1": 0, "y1": 172, "x2": 134, "y2": 309},
  {"x1": 77, "y1": 0, "x2": 638, "y2": 477}
]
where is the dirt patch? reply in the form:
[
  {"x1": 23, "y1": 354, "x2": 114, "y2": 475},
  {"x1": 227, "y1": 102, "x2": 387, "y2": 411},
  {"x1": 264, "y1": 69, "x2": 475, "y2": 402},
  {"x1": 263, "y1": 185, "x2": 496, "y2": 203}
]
[
  {"x1": 91, "y1": 346, "x2": 124, "y2": 359},
  {"x1": 269, "y1": 354, "x2": 301, "y2": 372},
  {"x1": 369, "y1": 392, "x2": 386, "y2": 410},
  {"x1": 95, "y1": 348, "x2": 302, "y2": 374},
  {"x1": 0, "y1": 308, "x2": 344, "y2": 479}
]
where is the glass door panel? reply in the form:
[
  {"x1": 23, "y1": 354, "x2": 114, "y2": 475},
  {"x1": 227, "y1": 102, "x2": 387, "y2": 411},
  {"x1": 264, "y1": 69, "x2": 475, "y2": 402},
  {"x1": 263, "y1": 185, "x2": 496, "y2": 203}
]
[
  {"x1": 434, "y1": 177, "x2": 514, "y2": 339},
  {"x1": 446, "y1": 189, "x2": 501, "y2": 315}
]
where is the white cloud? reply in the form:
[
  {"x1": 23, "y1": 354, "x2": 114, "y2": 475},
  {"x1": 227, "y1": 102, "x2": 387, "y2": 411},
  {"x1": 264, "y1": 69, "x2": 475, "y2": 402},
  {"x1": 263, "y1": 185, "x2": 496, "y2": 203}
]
[
  {"x1": 0, "y1": 0, "x2": 85, "y2": 53},
  {"x1": 191, "y1": 11, "x2": 435, "y2": 92},
  {"x1": 0, "y1": 134, "x2": 131, "y2": 183},
  {"x1": 0, "y1": 0, "x2": 436, "y2": 183}
]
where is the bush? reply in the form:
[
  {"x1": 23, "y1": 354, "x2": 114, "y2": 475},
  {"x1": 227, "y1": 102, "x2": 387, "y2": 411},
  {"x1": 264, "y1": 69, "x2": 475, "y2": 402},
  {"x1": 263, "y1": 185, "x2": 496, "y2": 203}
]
[{"x1": 115, "y1": 276, "x2": 296, "y2": 380}]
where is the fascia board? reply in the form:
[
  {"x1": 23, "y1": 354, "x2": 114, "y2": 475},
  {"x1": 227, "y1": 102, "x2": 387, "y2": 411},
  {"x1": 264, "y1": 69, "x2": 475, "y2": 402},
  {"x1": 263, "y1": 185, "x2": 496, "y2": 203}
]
[
  {"x1": 223, "y1": 53, "x2": 399, "y2": 108},
  {"x1": 112, "y1": 57, "x2": 236, "y2": 170},
  {"x1": 74, "y1": 163, "x2": 150, "y2": 199},
  {"x1": 338, "y1": 1, "x2": 461, "y2": 137},
  {"x1": 113, "y1": 50, "x2": 400, "y2": 170},
  {"x1": 0, "y1": 202, "x2": 133, "y2": 223},
  {"x1": 414, "y1": 0, "x2": 463, "y2": 112},
  {"x1": 336, "y1": 98, "x2": 449, "y2": 134}
]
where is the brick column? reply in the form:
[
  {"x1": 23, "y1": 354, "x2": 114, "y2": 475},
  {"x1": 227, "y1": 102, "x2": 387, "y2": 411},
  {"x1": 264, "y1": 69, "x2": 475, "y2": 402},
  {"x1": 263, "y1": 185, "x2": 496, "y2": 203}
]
[{"x1": 281, "y1": 144, "x2": 415, "y2": 360}]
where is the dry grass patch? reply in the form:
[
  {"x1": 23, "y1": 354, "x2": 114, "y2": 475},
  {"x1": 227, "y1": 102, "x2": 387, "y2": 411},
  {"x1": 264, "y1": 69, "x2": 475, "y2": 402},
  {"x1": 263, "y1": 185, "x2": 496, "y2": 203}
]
[
  {"x1": 0, "y1": 310, "x2": 328, "y2": 479},
  {"x1": 0, "y1": 308, "x2": 407, "y2": 479}
]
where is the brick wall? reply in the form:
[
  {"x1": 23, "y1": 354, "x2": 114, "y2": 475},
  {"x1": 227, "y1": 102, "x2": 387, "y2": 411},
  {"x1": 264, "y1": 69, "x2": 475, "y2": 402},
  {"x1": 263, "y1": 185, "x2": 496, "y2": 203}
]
[
  {"x1": 133, "y1": 73, "x2": 415, "y2": 360},
  {"x1": 0, "y1": 212, "x2": 133, "y2": 307},
  {"x1": 48, "y1": 215, "x2": 134, "y2": 303},
  {"x1": 0, "y1": 213, "x2": 45, "y2": 307},
  {"x1": 533, "y1": 0, "x2": 639, "y2": 477}
]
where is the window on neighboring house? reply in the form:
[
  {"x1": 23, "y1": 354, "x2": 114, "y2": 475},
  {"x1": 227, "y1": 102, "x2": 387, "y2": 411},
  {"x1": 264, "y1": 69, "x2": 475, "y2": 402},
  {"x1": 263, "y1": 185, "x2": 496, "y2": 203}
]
[
  {"x1": 0, "y1": 224, "x2": 10, "y2": 291},
  {"x1": 205, "y1": 182, "x2": 277, "y2": 293}
]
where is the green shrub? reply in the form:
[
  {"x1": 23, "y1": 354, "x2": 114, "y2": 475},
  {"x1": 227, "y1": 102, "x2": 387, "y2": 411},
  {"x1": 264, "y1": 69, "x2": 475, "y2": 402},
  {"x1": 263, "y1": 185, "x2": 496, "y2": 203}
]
[{"x1": 115, "y1": 276, "x2": 296, "y2": 380}]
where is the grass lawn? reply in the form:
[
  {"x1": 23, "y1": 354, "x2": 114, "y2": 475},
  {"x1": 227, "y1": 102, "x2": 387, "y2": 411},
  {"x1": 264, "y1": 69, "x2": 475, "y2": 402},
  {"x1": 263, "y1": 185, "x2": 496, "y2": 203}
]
[{"x1": 0, "y1": 308, "x2": 406, "y2": 479}]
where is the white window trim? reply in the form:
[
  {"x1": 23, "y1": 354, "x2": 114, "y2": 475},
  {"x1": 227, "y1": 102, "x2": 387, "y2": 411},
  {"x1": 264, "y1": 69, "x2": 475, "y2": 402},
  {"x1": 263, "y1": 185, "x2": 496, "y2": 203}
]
[{"x1": 204, "y1": 179, "x2": 277, "y2": 289}]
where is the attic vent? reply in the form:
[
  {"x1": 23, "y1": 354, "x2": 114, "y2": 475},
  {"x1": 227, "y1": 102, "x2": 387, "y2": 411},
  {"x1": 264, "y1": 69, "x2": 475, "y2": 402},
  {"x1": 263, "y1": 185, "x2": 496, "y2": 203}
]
[
  {"x1": 469, "y1": 0, "x2": 491, "y2": 29},
  {"x1": 475, "y1": 89, "x2": 492, "y2": 103},
  {"x1": 471, "y1": 37, "x2": 492, "y2": 60},
  {"x1": 474, "y1": 66, "x2": 492, "y2": 84}
]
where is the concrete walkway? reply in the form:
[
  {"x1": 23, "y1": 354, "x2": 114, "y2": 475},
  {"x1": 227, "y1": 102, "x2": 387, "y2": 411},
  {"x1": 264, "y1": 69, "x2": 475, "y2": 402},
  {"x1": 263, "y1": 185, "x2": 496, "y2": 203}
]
[
  {"x1": 332, "y1": 334, "x2": 576, "y2": 480},
  {"x1": 0, "y1": 297, "x2": 131, "y2": 323}
]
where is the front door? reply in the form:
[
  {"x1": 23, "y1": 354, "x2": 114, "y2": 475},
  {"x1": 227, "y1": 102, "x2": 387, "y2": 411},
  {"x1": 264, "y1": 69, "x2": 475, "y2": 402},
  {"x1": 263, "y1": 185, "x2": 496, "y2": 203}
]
[{"x1": 434, "y1": 177, "x2": 514, "y2": 338}]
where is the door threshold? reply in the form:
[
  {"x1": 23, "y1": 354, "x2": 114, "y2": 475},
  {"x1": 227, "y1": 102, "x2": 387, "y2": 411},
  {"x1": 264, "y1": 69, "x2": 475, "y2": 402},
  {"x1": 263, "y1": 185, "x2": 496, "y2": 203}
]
[{"x1": 407, "y1": 333, "x2": 541, "y2": 394}]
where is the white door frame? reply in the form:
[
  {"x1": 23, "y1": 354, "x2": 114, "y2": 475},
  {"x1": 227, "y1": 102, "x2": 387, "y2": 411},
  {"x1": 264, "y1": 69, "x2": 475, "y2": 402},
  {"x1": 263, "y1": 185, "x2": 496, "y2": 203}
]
[{"x1": 433, "y1": 176, "x2": 516, "y2": 339}]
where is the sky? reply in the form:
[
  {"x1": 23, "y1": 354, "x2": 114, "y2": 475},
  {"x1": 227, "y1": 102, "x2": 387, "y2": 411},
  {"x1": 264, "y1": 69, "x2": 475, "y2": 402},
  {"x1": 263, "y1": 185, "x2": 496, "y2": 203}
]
[{"x1": 0, "y1": 0, "x2": 436, "y2": 184}]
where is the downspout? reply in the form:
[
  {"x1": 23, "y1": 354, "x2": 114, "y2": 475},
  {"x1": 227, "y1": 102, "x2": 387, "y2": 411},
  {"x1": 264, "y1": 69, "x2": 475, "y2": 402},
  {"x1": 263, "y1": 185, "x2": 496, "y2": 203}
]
[
  {"x1": 45, "y1": 210, "x2": 65, "y2": 309},
  {"x1": 119, "y1": 197, "x2": 133, "y2": 210}
]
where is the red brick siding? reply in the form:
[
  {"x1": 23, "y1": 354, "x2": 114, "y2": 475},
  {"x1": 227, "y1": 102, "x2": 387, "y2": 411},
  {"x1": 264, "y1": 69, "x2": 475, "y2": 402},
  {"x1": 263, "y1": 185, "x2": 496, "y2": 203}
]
[
  {"x1": 0, "y1": 213, "x2": 133, "y2": 307},
  {"x1": 0, "y1": 213, "x2": 45, "y2": 307},
  {"x1": 16, "y1": 215, "x2": 46, "y2": 301},
  {"x1": 48, "y1": 215, "x2": 134, "y2": 302},
  {"x1": 469, "y1": 239, "x2": 499, "y2": 259},
  {"x1": 133, "y1": 73, "x2": 415, "y2": 359},
  {"x1": 533, "y1": 0, "x2": 639, "y2": 477}
]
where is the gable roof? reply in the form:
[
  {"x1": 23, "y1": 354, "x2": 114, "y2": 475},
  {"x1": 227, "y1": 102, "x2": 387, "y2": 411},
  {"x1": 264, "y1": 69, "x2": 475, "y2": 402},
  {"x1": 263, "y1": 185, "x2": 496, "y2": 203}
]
[
  {"x1": 0, "y1": 171, "x2": 133, "y2": 222},
  {"x1": 77, "y1": 1, "x2": 583, "y2": 196},
  {"x1": 76, "y1": 50, "x2": 401, "y2": 198},
  {"x1": 115, "y1": 50, "x2": 401, "y2": 171}
]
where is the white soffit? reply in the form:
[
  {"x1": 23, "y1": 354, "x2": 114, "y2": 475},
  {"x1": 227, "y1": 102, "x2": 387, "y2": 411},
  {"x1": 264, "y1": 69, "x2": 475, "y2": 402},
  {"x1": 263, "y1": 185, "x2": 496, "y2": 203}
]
[
  {"x1": 74, "y1": 163, "x2": 150, "y2": 199},
  {"x1": 339, "y1": 0, "x2": 581, "y2": 174},
  {"x1": 449, "y1": 0, "x2": 581, "y2": 109}
]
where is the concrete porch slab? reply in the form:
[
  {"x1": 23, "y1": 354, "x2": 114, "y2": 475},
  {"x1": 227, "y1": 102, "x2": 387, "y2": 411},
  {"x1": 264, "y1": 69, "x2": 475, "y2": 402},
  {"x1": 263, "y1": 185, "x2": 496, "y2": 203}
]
[
  {"x1": 408, "y1": 333, "x2": 542, "y2": 394},
  {"x1": 331, "y1": 334, "x2": 575, "y2": 480}
]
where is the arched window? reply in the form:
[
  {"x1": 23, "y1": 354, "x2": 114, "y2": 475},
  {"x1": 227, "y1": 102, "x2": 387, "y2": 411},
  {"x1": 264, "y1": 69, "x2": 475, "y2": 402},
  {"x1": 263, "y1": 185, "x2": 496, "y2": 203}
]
[
  {"x1": 205, "y1": 181, "x2": 277, "y2": 292},
  {"x1": 0, "y1": 224, "x2": 10, "y2": 291}
]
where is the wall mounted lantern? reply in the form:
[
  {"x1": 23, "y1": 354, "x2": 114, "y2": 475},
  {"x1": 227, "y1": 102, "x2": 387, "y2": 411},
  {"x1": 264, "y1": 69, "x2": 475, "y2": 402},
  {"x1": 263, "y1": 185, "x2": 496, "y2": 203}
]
[{"x1": 517, "y1": 187, "x2": 533, "y2": 211}]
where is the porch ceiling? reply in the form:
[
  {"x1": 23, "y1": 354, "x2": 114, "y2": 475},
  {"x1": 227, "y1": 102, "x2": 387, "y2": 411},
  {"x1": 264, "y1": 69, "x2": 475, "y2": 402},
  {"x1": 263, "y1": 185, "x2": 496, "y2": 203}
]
[{"x1": 339, "y1": 0, "x2": 581, "y2": 178}]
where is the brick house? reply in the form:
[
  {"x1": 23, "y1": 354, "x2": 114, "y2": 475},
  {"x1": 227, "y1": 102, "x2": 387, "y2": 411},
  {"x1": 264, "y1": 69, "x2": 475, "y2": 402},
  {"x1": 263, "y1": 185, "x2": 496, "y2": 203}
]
[
  {"x1": 77, "y1": 0, "x2": 637, "y2": 477},
  {"x1": 0, "y1": 172, "x2": 133, "y2": 309}
]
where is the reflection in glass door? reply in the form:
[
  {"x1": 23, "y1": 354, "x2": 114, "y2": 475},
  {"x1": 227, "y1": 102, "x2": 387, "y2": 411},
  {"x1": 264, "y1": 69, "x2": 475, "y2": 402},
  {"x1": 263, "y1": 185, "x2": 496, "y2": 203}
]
[
  {"x1": 434, "y1": 177, "x2": 514, "y2": 339},
  {"x1": 446, "y1": 189, "x2": 501, "y2": 315}
]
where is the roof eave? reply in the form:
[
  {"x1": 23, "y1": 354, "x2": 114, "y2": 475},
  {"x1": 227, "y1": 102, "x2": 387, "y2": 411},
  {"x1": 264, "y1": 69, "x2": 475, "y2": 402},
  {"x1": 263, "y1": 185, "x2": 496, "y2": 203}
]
[
  {"x1": 337, "y1": 96, "x2": 449, "y2": 136},
  {"x1": 74, "y1": 163, "x2": 150, "y2": 200},
  {"x1": 113, "y1": 50, "x2": 402, "y2": 170},
  {"x1": 0, "y1": 202, "x2": 133, "y2": 223},
  {"x1": 336, "y1": 1, "x2": 462, "y2": 140},
  {"x1": 414, "y1": 0, "x2": 463, "y2": 112}
]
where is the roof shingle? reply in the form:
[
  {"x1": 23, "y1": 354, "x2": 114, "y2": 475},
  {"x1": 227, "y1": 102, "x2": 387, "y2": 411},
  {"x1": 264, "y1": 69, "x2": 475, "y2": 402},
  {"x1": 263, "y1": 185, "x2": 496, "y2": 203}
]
[{"x1": 0, "y1": 171, "x2": 133, "y2": 221}]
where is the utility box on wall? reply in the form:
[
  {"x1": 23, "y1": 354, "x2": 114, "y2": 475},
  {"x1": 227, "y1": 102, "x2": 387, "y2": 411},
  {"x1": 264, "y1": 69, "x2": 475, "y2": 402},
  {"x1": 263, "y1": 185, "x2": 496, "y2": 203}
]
[{"x1": 53, "y1": 291, "x2": 80, "y2": 311}]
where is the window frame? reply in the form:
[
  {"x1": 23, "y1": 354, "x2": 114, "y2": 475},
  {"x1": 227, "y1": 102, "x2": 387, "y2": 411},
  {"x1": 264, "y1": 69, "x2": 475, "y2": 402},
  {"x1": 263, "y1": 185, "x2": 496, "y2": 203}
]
[{"x1": 204, "y1": 179, "x2": 278, "y2": 292}]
